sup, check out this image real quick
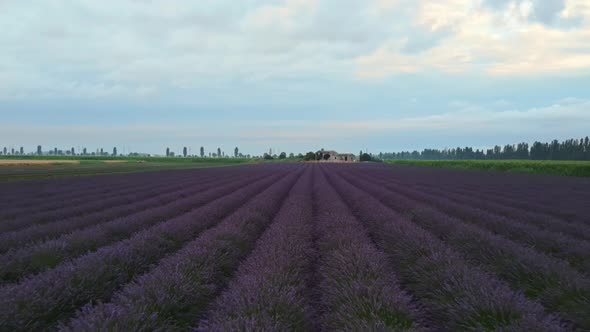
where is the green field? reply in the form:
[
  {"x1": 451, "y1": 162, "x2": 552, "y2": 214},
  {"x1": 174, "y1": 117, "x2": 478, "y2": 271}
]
[
  {"x1": 385, "y1": 160, "x2": 590, "y2": 177},
  {"x1": 0, "y1": 156, "x2": 254, "y2": 182}
]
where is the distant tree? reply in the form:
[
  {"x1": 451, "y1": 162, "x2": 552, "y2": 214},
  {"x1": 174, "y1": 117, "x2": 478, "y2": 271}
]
[
  {"x1": 263, "y1": 153, "x2": 274, "y2": 160},
  {"x1": 112, "y1": 147, "x2": 117, "y2": 156},
  {"x1": 183, "y1": 147, "x2": 187, "y2": 157},
  {"x1": 359, "y1": 150, "x2": 363, "y2": 160},
  {"x1": 279, "y1": 152, "x2": 287, "y2": 159},
  {"x1": 20, "y1": 147, "x2": 24, "y2": 155},
  {"x1": 82, "y1": 147, "x2": 87, "y2": 155},
  {"x1": 37, "y1": 145, "x2": 42, "y2": 155},
  {"x1": 288, "y1": 153, "x2": 294, "y2": 158},
  {"x1": 100, "y1": 148, "x2": 104, "y2": 156},
  {"x1": 11, "y1": 148, "x2": 15, "y2": 155},
  {"x1": 379, "y1": 136, "x2": 590, "y2": 161},
  {"x1": 297, "y1": 153, "x2": 304, "y2": 158},
  {"x1": 360, "y1": 153, "x2": 372, "y2": 162},
  {"x1": 304, "y1": 152, "x2": 315, "y2": 161},
  {"x1": 200, "y1": 146, "x2": 205, "y2": 158},
  {"x1": 2, "y1": 147, "x2": 6, "y2": 155},
  {"x1": 54, "y1": 147, "x2": 58, "y2": 155},
  {"x1": 166, "y1": 147, "x2": 170, "y2": 157},
  {"x1": 71, "y1": 147, "x2": 75, "y2": 156},
  {"x1": 217, "y1": 147, "x2": 221, "y2": 158},
  {"x1": 234, "y1": 147, "x2": 239, "y2": 158}
]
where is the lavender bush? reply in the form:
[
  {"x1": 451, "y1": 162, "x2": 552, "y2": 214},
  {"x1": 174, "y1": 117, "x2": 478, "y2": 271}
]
[
  {"x1": 337, "y1": 169, "x2": 590, "y2": 329},
  {"x1": 0, "y1": 172, "x2": 244, "y2": 252},
  {"x1": 310, "y1": 169, "x2": 427, "y2": 331},
  {"x1": 0, "y1": 170, "x2": 286, "y2": 331},
  {"x1": 198, "y1": 167, "x2": 314, "y2": 331},
  {"x1": 350, "y1": 169, "x2": 590, "y2": 275},
  {"x1": 0, "y1": 172, "x2": 269, "y2": 283},
  {"x1": 60, "y1": 168, "x2": 303, "y2": 331},
  {"x1": 0, "y1": 162, "x2": 587, "y2": 331},
  {"x1": 323, "y1": 167, "x2": 566, "y2": 331}
]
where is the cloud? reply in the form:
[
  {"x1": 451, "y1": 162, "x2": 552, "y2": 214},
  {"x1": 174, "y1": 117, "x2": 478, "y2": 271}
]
[
  {"x1": 0, "y1": 0, "x2": 589, "y2": 100},
  {"x1": 319, "y1": 98, "x2": 590, "y2": 137},
  {"x1": 484, "y1": 0, "x2": 567, "y2": 25},
  {"x1": 355, "y1": 0, "x2": 590, "y2": 79}
]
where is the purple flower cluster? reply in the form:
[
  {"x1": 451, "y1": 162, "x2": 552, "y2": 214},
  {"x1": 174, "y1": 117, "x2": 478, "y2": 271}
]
[
  {"x1": 60, "y1": 167, "x2": 304, "y2": 331},
  {"x1": 371, "y1": 163, "x2": 590, "y2": 222},
  {"x1": 0, "y1": 171, "x2": 245, "y2": 253},
  {"x1": 412, "y1": 183, "x2": 590, "y2": 241},
  {"x1": 0, "y1": 162, "x2": 588, "y2": 331},
  {"x1": 323, "y1": 166, "x2": 566, "y2": 331},
  {"x1": 0, "y1": 166, "x2": 253, "y2": 220},
  {"x1": 0, "y1": 171, "x2": 268, "y2": 284},
  {"x1": 350, "y1": 169, "x2": 590, "y2": 276},
  {"x1": 336, "y1": 168, "x2": 590, "y2": 329},
  {"x1": 198, "y1": 167, "x2": 314, "y2": 331},
  {"x1": 0, "y1": 168, "x2": 287, "y2": 331},
  {"x1": 312, "y1": 168, "x2": 427, "y2": 331},
  {"x1": 0, "y1": 170, "x2": 202, "y2": 229}
]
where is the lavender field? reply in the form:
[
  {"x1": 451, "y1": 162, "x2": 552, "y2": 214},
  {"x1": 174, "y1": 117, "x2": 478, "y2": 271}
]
[{"x1": 1, "y1": 163, "x2": 589, "y2": 331}]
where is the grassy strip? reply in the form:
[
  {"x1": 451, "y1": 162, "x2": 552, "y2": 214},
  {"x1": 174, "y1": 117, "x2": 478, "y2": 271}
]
[
  {"x1": 0, "y1": 161, "x2": 252, "y2": 182},
  {"x1": 385, "y1": 160, "x2": 590, "y2": 177}
]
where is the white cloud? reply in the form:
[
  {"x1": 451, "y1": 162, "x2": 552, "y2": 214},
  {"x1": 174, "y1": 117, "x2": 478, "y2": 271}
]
[
  {"x1": 355, "y1": 0, "x2": 590, "y2": 79},
  {"x1": 319, "y1": 98, "x2": 590, "y2": 137},
  {"x1": 0, "y1": 0, "x2": 589, "y2": 99}
]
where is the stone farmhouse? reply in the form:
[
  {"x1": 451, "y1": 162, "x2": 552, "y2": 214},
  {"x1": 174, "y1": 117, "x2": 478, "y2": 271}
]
[{"x1": 315, "y1": 150, "x2": 357, "y2": 162}]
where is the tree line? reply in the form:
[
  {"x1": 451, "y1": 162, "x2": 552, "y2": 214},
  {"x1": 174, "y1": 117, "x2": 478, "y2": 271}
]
[
  {"x1": 380, "y1": 137, "x2": 590, "y2": 161},
  {"x1": 0, "y1": 146, "x2": 252, "y2": 158},
  {"x1": 166, "y1": 146, "x2": 251, "y2": 158}
]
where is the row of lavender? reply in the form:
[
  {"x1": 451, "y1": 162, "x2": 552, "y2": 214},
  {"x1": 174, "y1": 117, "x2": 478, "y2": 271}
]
[
  {"x1": 0, "y1": 165, "x2": 260, "y2": 220},
  {"x1": 331, "y1": 166, "x2": 590, "y2": 329},
  {"x1": 0, "y1": 166, "x2": 205, "y2": 207},
  {"x1": 0, "y1": 164, "x2": 297, "y2": 330},
  {"x1": 2, "y1": 162, "x2": 588, "y2": 330},
  {"x1": 199, "y1": 164, "x2": 587, "y2": 330},
  {"x1": 341, "y1": 168, "x2": 590, "y2": 272},
  {"x1": 59, "y1": 165, "x2": 431, "y2": 331},
  {"x1": 60, "y1": 164, "x2": 583, "y2": 331},
  {"x1": 381, "y1": 163, "x2": 590, "y2": 222}
]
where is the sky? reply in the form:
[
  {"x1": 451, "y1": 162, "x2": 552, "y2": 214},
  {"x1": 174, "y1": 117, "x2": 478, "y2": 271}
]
[{"x1": 1, "y1": 0, "x2": 589, "y2": 156}]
